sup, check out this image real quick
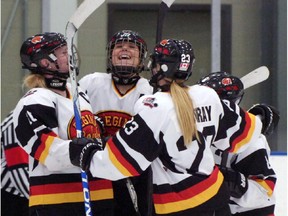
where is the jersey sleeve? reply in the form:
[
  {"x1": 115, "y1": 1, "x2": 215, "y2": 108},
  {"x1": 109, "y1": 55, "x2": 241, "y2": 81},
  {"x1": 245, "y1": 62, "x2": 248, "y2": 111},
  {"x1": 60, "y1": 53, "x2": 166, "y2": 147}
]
[
  {"x1": 13, "y1": 90, "x2": 73, "y2": 171},
  {"x1": 89, "y1": 95, "x2": 166, "y2": 180},
  {"x1": 229, "y1": 134, "x2": 276, "y2": 211},
  {"x1": 213, "y1": 99, "x2": 263, "y2": 153}
]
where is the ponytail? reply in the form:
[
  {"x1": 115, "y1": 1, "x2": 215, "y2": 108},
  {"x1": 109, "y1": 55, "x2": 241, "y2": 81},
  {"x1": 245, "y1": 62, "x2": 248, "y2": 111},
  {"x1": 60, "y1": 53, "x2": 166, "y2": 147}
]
[
  {"x1": 170, "y1": 81, "x2": 199, "y2": 145},
  {"x1": 23, "y1": 74, "x2": 47, "y2": 90}
]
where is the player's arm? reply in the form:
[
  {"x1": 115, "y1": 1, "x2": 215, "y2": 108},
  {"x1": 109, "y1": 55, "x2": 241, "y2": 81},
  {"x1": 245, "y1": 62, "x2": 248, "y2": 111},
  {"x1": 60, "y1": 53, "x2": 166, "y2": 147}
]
[
  {"x1": 213, "y1": 99, "x2": 263, "y2": 153},
  {"x1": 228, "y1": 135, "x2": 276, "y2": 207},
  {"x1": 13, "y1": 102, "x2": 75, "y2": 171},
  {"x1": 69, "y1": 95, "x2": 164, "y2": 180}
]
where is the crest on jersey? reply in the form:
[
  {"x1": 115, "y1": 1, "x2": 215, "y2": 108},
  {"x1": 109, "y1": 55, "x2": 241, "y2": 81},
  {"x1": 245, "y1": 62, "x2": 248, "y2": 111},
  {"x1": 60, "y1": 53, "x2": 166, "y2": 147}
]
[
  {"x1": 143, "y1": 97, "x2": 158, "y2": 108},
  {"x1": 67, "y1": 110, "x2": 101, "y2": 139},
  {"x1": 97, "y1": 111, "x2": 132, "y2": 137}
]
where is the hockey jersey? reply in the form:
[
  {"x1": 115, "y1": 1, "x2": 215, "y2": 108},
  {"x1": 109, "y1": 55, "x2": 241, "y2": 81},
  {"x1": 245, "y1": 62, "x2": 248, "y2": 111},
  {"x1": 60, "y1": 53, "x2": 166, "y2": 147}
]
[
  {"x1": 12, "y1": 83, "x2": 113, "y2": 214},
  {"x1": 79, "y1": 72, "x2": 154, "y2": 215},
  {"x1": 213, "y1": 132, "x2": 276, "y2": 215},
  {"x1": 87, "y1": 85, "x2": 263, "y2": 215},
  {"x1": 79, "y1": 72, "x2": 153, "y2": 136}
]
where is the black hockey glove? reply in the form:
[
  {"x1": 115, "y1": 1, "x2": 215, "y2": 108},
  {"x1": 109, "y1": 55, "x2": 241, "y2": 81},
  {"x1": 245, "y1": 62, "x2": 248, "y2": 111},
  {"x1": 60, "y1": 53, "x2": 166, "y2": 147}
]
[
  {"x1": 69, "y1": 137, "x2": 103, "y2": 171},
  {"x1": 248, "y1": 103, "x2": 280, "y2": 136},
  {"x1": 219, "y1": 167, "x2": 248, "y2": 198}
]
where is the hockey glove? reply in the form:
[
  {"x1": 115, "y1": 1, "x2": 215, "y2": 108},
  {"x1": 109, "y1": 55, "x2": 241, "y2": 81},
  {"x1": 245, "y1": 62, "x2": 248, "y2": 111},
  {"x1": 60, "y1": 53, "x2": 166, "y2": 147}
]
[
  {"x1": 248, "y1": 103, "x2": 280, "y2": 136},
  {"x1": 219, "y1": 167, "x2": 248, "y2": 198},
  {"x1": 69, "y1": 137, "x2": 103, "y2": 171}
]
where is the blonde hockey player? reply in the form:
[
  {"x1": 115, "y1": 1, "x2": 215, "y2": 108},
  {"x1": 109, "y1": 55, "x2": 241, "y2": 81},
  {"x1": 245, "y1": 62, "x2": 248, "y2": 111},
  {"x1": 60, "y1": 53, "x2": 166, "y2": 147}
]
[{"x1": 13, "y1": 32, "x2": 114, "y2": 216}]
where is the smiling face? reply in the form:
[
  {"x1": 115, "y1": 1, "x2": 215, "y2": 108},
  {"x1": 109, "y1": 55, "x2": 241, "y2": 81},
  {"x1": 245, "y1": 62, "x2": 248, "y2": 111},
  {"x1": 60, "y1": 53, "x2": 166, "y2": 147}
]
[{"x1": 111, "y1": 41, "x2": 140, "y2": 68}]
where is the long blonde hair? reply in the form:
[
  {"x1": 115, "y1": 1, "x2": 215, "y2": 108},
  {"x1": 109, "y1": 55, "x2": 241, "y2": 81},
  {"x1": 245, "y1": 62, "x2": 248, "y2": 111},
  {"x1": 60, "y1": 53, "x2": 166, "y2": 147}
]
[
  {"x1": 170, "y1": 81, "x2": 199, "y2": 145},
  {"x1": 22, "y1": 74, "x2": 47, "y2": 90}
]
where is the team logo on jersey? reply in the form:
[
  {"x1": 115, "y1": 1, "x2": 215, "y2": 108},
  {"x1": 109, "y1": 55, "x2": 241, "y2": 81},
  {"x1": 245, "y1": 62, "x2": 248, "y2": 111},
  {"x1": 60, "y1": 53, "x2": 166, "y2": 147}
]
[
  {"x1": 67, "y1": 110, "x2": 101, "y2": 139},
  {"x1": 142, "y1": 97, "x2": 158, "y2": 108},
  {"x1": 97, "y1": 111, "x2": 132, "y2": 137}
]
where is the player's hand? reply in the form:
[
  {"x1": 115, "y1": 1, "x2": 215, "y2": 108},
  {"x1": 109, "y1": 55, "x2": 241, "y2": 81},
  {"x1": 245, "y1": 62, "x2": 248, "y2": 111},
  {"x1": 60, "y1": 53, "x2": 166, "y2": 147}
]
[
  {"x1": 248, "y1": 103, "x2": 280, "y2": 136},
  {"x1": 69, "y1": 137, "x2": 103, "y2": 171},
  {"x1": 219, "y1": 166, "x2": 248, "y2": 198}
]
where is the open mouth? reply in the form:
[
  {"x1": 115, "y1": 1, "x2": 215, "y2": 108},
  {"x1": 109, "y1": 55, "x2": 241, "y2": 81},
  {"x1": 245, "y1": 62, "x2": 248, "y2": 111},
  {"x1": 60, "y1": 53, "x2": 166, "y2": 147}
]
[{"x1": 118, "y1": 54, "x2": 131, "y2": 60}]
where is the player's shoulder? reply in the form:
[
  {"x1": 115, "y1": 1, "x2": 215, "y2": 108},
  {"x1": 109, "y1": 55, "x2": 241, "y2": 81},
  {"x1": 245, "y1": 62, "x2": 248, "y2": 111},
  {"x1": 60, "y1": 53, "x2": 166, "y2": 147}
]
[
  {"x1": 80, "y1": 72, "x2": 109, "y2": 82},
  {"x1": 22, "y1": 87, "x2": 52, "y2": 98},
  {"x1": 135, "y1": 77, "x2": 153, "y2": 94},
  {"x1": 79, "y1": 72, "x2": 110, "y2": 90},
  {"x1": 17, "y1": 88, "x2": 56, "y2": 107},
  {"x1": 190, "y1": 84, "x2": 217, "y2": 95},
  {"x1": 189, "y1": 84, "x2": 220, "y2": 104},
  {"x1": 135, "y1": 92, "x2": 173, "y2": 113}
]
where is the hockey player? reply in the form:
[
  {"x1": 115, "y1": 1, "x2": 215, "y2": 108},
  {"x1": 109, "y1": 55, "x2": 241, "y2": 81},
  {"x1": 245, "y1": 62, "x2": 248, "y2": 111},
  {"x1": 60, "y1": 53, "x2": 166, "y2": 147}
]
[
  {"x1": 198, "y1": 71, "x2": 279, "y2": 216},
  {"x1": 79, "y1": 30, "x2": 153, "y2": 216},
  {"x1": 1, "y1": 111, "x2": 29, "y2": 216},
  {"x1": 69, "y1": 39, "x2": 264, "y2": 216},
  {"x1": 13, "y1": 32, "x2": 114, "y2": 216}
]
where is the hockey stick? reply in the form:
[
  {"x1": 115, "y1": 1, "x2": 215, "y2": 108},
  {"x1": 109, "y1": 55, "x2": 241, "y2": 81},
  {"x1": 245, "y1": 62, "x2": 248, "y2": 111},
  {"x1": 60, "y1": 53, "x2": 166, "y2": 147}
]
[
  {"x1": 240, "y1": 66, "x2": 270, "y2": 90},
  {"x1": 156, "y1": 0, "x2": 176, "y2": 43},
  {"x1": 65, "y1": 0, "x2": 105, "y2": 215},
  {"x1": 126, "y1": 178, "x2": 141, "y2": 216}
]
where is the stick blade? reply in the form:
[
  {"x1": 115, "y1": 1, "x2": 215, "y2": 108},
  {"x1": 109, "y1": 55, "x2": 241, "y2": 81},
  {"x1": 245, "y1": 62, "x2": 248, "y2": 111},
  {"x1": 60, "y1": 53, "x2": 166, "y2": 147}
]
[
  {"x1": 241, "y1": 66, "x2": 270, "y2": 89},
  {"x1": 69, "y1": 0, "x2": 105, "y2": 30}
]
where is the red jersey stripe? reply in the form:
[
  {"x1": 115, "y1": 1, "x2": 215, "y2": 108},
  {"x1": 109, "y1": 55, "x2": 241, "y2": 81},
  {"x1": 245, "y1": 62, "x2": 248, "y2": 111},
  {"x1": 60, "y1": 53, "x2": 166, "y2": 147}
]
[
  {"x1": 107, "y1": 138, "x2": 139, "y2": 176},
  {"x1": 5, "y1": 146, "x2": 28, "y2": 166},
  {"x1": 230, "y1": 112, "x2": 255, "y2": 153},
  {"x1": 30, "y1": 179, "x2": 112, "y2": 195}
]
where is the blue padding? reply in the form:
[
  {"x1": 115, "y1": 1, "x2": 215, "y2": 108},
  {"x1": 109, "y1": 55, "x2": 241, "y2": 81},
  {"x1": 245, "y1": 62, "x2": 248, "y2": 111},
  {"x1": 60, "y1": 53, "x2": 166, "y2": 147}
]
[{"x1": 271, "y1": 151, "x2": 287, "y2": 156}]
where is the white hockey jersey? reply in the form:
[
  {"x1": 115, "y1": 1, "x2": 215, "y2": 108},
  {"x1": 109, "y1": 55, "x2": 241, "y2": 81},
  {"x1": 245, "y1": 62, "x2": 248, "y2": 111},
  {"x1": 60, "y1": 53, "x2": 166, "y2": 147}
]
[
  {"x1": 87, "y1": 85, "x2": 263, "y2": 215},
  {"x1": 213, "y1": 132, "x2": 276, "y2": 215},
  {"x1": 12, "y1": 83, "x2": 113, "y2": 212},
  {"x1": 79, "y1": 72, "x2": 154, "y2": 215},
  {"x1": 79, "y1": 72, "x2": 153, "y2": 136}
]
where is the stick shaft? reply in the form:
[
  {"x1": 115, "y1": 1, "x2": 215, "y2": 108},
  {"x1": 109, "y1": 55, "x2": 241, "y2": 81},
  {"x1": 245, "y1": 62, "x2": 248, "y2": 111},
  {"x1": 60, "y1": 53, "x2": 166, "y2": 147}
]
[
  {"x1": 65, "y1": 1, "x2": 106, "y2": 215},
  {"x1": 156, "y1": 0, "x2": 175, "y2": 43},
  {"x1": 67, "y1": 24, "x2": 92, "y2": 216}
]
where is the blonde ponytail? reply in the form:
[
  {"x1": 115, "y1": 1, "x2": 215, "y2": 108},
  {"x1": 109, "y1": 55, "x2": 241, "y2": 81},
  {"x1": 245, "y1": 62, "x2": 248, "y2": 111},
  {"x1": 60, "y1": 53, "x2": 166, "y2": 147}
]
[
  {"x1": 23, "y1": 74, "x2": 47, "y2": 90},
  {"x1": 170, "y1": 81, "x2": 199, "y2": 145}
]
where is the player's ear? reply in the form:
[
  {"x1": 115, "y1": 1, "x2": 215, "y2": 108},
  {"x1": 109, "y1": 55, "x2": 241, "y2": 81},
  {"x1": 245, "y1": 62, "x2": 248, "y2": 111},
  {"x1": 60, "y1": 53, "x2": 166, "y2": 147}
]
[{"x1": 39, "y1": 59, "x2": 49, "y2": 68}]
